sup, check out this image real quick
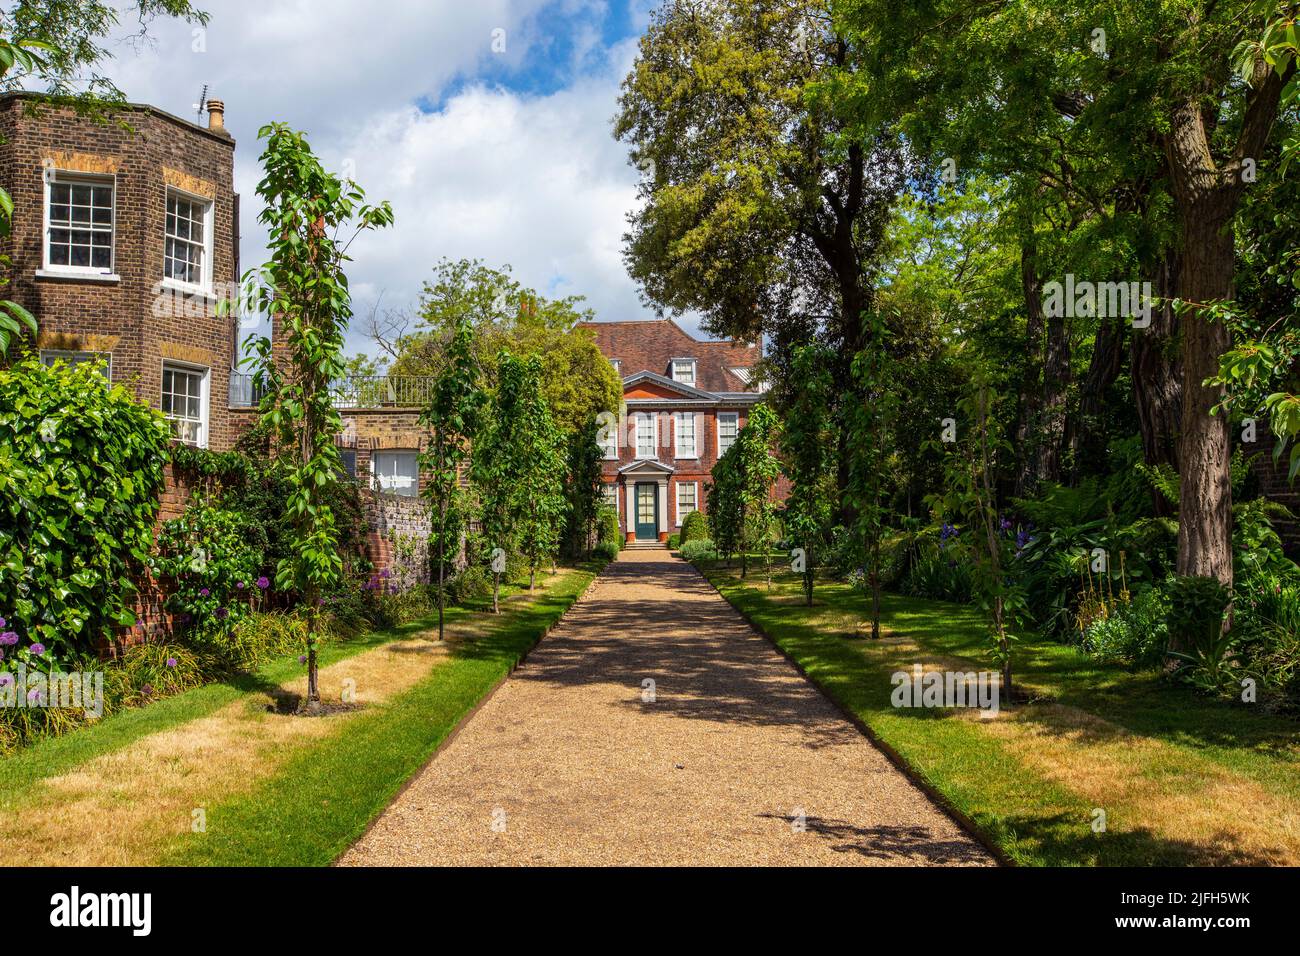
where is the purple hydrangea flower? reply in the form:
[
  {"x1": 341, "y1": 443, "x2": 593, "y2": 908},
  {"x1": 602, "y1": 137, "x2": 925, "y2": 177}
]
[
  {"x1": 29, "y1": 642, "x2": 45, "y2": 656},
  {"x1": 166, "y1": 657, "x2": 178, "y2": 668},
  {"x1": 0, "y1": 632, "x2": 17, "y2": 647},
  {"x1": 256, "y1": 576, "x2": 270, "y2": 590},
  {"x1": 199, "y1": 587, "x2": 210, "y2": 598}
]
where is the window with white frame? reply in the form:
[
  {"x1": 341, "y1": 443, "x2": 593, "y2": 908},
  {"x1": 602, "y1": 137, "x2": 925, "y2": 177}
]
[
  {"x1": 599, "y1": 415, "x2": 618, "y2": 459},
  {"x1": 40, "y1": 350, "x2": 111, "y2": 382},
  {"x1": 161, "y1": 362, "x2": 209, "y2": 447},
  {"x1": 635, "y1": 412, "x2": 656, "y2": 458},
  {"x1": 164, "y1": 190, "x2": 213, "y2": 289},
  {"x1": 610, "y1": 358, "x2": 621, "y2": 375},
  {"x1": 676, "y1": 481, "x2": 698, "y2": 525},
  {"x1": 372, "y1": 451, "x2": 419, "y2": 497},
  {"x1": 674, "y1": 412, "x2": 697, "y2": 458},
  {"x1": 718, "y1": 411, "x2": 739, "y2": 455},
  {"x1": 600, "y1": 483, "x2": 618, "y2": 512},
  {"x1": 45, "y1": 174, "x2": 114, "y2": 272},
  {"x1": 671, "y1": 359, "x2": 696, "y2": 385}
]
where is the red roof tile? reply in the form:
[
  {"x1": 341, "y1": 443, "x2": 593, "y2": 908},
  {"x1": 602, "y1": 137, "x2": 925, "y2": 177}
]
[{"x1": 579, "y1": 319, "x2": 760, "y2": 394}]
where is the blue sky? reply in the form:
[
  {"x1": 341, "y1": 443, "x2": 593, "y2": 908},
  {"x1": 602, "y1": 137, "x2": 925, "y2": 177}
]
[{"x1": 101, "y1": 0, "x2": 697, "y2": 358}]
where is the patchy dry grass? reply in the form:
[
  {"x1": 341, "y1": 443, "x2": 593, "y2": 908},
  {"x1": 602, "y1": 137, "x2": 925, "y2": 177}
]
[
  {"x1": 0, "y1": 565, "x2": 598, "y2": 867},
  {"x1": 700, "y1": 562, "x2": 1300, "y2": 866}
]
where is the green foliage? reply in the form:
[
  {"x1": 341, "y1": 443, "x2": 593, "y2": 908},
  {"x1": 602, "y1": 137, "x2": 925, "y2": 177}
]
[
  {"x1": 563, "y1": 418, "x2": 606, "y2": 558},
  {"x1": 238, "y1": 122, "x2": 392, "y2": 704},
  {"x1": 1165, "y1": 576, "x2": 1237, "y2": 692},
  {"x1": 1080, "y1": 587, "x2": 1172, "y2": 669},
  {"x1": 388, "y1": 258, "x2": 621, "y2": 436},
  {"x1": 472, "y1": 350, "x2": 569, "y2": 604},
  {"x1": 678, "y1": 509, "x2": 707, "y2": 545},
  {"x1": 596, "y1": 506, "x2": 622, "y2": 550},
  {"x1": 0, "y1": 357, "x2": 171, "y2": 667},
  {"x1": 782, "y1": 344, "x2": 837, "y2": 605},
  {"x1": 593, "y1": 540, "x2": 621, "y2": 562},
  {"x1": 447, "y1": 564, "x2": 492, "y2": 606},
  {"x1": 154, "y1": 496, "x2": 268, "y2": 646},
  {"x1": 679, "y1": 538, "x2": 719, "y2": 563},
  {"x1": 419, "y1": 313, "x2": 485, "y2": 639},
  {"x1": 710, "y1": 403, "x2": 780, "y2": 579},
  {"x1": 900, "y1": 544, "x2": 976, "y2": 605}
]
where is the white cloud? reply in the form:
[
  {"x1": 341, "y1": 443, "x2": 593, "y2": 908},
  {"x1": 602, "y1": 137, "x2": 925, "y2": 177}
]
[{"x1": 99, "y1": 0, "x2": 704, "y2": 355}]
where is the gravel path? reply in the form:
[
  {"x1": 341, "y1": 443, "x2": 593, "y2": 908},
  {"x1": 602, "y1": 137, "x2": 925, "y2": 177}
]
[{"x1": 340, "y1": 550, "x2": 995, "y2": 866}]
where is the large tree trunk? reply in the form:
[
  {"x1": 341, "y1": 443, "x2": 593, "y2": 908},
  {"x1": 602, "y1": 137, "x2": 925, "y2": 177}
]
[
  {"x1": 1070, "y1": 314, "x2": 1126, "y2": 472},
  {"x1": 1015, "y1": 244, "x2": 1069, "y2": 492},
  {"x1": 1174, "y1": 201, "x2": 1235, "y2": 586},
  {"x1": 1161, "y1": 60, "x2": 1289, "y2": 605}
]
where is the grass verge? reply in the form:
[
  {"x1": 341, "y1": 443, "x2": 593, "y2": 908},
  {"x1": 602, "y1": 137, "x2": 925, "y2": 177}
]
[
  {"x1": 0, "y1": 563, "x2": 600, "y2": 866},
  {"x1": 698, "y1": 561, "x2": 1300, "y2": 866}
]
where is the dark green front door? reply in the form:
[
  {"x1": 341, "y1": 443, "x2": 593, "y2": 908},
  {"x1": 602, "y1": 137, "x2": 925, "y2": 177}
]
[{"x1": 634, "y1": 483, "x2": 659, "y2": 540}]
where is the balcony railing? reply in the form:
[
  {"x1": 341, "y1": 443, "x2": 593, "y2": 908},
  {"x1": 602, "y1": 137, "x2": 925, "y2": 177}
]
[
  {"x1": 228, "y1": 372, "x2": 267, "y2": 408},
  {"x1": 330, "y1": 375, "x2": 435, "y2": 409},
  {"x1": 229, "y1": 373, "x2": 435, "y2": 409}
]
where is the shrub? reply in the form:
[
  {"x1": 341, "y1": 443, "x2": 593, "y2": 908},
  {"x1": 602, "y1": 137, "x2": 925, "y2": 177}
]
[
  {"x1": 154, "y1": 496, "x2": 268, "y2": 646},
  {"x1": 225, "y1": 611, "x2": 310, "y2": 669},
  {"x1": 680, "y1": 538, "x2": 718, "y2": 563},
  {"x1": 1164, "y1": 576, "x2": 1236, "y2": 692},
  {"x1": 0, "y1": 357, "x2": 171, "y2": 667},
  {"x1": 597, "y1": 506, "x2": 622, "y2": 550},
  {"x1": 105, "y1": 642, "x2": 209, "y2": 708},
  {"x1": 594, "y1": 540, "x2": 620, "y2": 562},
  {"x1": 900, "y1": 547, "x2": 975, "y2": 604},
  {"x1": 666, "y1": 534, "x2": 680, "y2": 550},
  {"x1": 678, "y1": 509, "x2": 707, "y2": 544},
  {"x1": 448, "y1": 564, "x2": 493, "y2": 606},
  {"x1": 1080, "y1": 586, "x2": 1170, "y2": 667}
]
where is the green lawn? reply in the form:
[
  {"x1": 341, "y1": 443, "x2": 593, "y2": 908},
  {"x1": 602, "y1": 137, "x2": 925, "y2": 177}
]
[
  {"x1": 0, "y1": 562, "x2": 601, "y2": 866},
  {"x1": 699, "y1": 561, "x2": 1300, "y2": 866}
]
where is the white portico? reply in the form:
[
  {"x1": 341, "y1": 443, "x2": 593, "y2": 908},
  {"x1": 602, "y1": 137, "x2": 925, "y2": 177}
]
[{"x1": 617, "y1": 459, "x2": 675, "y2": 543}]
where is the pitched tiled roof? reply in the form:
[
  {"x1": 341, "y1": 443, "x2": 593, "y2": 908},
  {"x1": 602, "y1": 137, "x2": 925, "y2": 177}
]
[{"x1": 579, "y1": 318, "x2": 760, "y2": 394}]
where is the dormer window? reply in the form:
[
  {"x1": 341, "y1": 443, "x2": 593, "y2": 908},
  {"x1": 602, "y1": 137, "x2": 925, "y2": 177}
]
[
  {"x1": 611, "y1": 358, "x2": 621, "y2": 375},
  {"x1": 671, "y1": 358, "x2": 696, "y2": 386}
]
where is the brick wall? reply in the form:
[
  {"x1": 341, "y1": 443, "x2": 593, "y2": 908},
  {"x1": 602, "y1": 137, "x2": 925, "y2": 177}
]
[{"x1": 0, "y1": 93, "x2": 241, "y2": 450}]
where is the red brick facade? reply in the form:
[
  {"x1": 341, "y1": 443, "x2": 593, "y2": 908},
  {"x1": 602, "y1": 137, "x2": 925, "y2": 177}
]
[
  {"x1": 579, "y1": 319, "x2": 768, "y2": 542},
  {"x1": 0, "y1": 93, "x2": 241, "y2": 450}
]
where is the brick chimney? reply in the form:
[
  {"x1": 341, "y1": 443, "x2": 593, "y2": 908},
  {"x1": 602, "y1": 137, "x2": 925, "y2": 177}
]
[{"x1": 206, "y1": 98, "x2": 225, "y2": 132}]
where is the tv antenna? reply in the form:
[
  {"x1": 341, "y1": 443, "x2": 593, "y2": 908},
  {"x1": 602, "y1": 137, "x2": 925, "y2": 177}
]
[{"x1": 193, "y1": 84, "x2": 208, "y2": 121}]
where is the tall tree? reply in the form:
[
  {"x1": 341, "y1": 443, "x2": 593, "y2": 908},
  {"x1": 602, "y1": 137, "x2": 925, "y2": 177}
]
[
  {"x1": 419, "y1": 315, "x2": 484, "y2": 642},
  {"x1": 836, "y1": 0, "x2": 1297, "y2": 591},
  {"x1": 734, "y1": 403, "x2": 781, "y2": 583},
  {"x1": 371, "y1": 258, "x2": 620, "y2": 438},
  {"x1": 242, "y1": 124, "x2": 393, "y2": 709},
  {"x1": 614, "y1": 0, "x2": 907, "y2": 379}
]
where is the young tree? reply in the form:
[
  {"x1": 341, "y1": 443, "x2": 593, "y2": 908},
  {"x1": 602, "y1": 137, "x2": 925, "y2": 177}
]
[
  {"x1": 846, "y1": 316, "x2": 899, "y2": 638},
  {"x1": 706, "y1": 450, "x2": 742, "y2": 567},
  {"x1": 928, "y1": 375, "x2": 1018, "y2": 702},
  {"x1": 242, "y1": 124, "x2": 393, "y2": 710},
  {"x1": 780, "y1": 345, "x2": 836, "y2": 605},
  {"x1": 564, "y1": 417, "x2": 606, "y2": 559},
  {"x1": 419, "y1": 315, "x2": 484, "y2": 642},
  {"x1": 513, "y1": 357, "x2": 568, "y2": 590},
  {"x1": 735, "y1": 404, "x2": 782, "y2": 584}
]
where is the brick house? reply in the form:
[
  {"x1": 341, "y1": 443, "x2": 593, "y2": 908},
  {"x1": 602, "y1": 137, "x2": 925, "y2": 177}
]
[
  {"x1": 0, "y1": 92, "x2": 243, "y2": 451},
  {"x1": 581, "y1": 318, "x2": 767, "y2": 543}
]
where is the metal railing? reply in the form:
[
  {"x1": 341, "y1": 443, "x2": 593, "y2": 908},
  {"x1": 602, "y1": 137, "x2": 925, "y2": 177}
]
[
  {"x1": 230, "y1": 373, "x2": 436, "y2": 409},
  {"x1": 228, "y1": 372, "x2": 267, "y2": 408},
  {"x1": 330, "y1": 375, "x2": 435, "y2": 409}
]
